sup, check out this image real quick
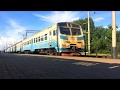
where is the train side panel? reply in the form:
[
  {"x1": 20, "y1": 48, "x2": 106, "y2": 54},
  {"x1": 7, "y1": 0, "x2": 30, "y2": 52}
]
[{"x1": 21, "y1": 24, "x2": 58, "y2": 54}]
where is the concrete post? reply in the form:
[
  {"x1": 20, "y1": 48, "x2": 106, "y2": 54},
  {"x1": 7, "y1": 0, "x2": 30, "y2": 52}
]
[
  {"x1": 88, "y1": 11, "x2": 90, "y2": 54},
  {"x1": 112, "y1": 11, "x2": 118, "y2": 59}
]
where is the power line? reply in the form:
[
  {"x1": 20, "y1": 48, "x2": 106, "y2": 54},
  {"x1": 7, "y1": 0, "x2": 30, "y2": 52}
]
[{"x1": 25, "y1": 30, "x2": 39, "y2": 38}]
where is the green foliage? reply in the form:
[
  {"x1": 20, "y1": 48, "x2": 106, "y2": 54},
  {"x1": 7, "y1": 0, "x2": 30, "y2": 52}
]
[
  {"x1": 73, "y1": 17, "x2": 95, "y2": 31},
  {"x1": 91, "y1": 27, "x2": 112, "y2": 54},
  {"x1": 117, "y1": 30, "x2": 120, "y2": 54},
  {"x1": 108, "y1": 24, "x2": 118, "y2": 29}
]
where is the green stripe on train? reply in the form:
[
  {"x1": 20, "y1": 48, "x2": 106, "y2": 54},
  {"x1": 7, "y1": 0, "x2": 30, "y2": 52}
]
[{"x1": 77, "y1": 37, "x2": 84, "y2": 40}]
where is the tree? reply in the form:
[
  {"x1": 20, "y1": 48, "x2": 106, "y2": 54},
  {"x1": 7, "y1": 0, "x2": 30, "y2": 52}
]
[
  {"x1": 90, "y1": 26, "x2": 112, "y2": 54},
  {"x1": 108, "y1": 24, "x2": 118, "y2": 29},
  {"x1": 73, "y1": 19, "x2": 86, "y2": 30},
  {"x1": 73, "y1": 17, "x2": 95, "y2": 31},
  {"x1": 117, "y1": 30, "x2": 120, "y2": 54}
]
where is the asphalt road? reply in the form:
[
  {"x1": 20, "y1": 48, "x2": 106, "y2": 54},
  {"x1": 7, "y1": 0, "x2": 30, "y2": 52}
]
[{"x1": 0, "y1": 53, "x2": 120, "y2": 79}]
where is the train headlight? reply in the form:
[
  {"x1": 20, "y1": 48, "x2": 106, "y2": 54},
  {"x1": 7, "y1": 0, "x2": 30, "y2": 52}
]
[
  {"x1": 62, "y1": 44, "x2": 66, "y2": 47},
  {"x1": 77, "y1": 42, "x2": 82, "y2": 43}
]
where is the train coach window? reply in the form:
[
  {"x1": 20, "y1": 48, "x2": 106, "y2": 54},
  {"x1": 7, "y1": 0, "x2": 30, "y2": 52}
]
[
  {"x1": 36, "y1": 38, "x2": 37, "y2": 43},
  {"x1": 31, "y1": 40, "x2": 32, "y2": 44},
  {"x1": 38, "y1": 36, "x2": 40, "y2": 42},
  {"x1": 53, "y1": 30, "x2": 56, "y2": 36},
  {"x1": 41, "y1": 35, "x2": 43, "y2": 41},
  {"x1": 29, "y1": 40, "x2": 31, "y2": 44},
  {"x1": 29, "y1": 40, "x2": 30, "y2": 44},
  {"x1": 50, "y1": 31, "x2": 51, "y2": 35},
  {"x1": 34, "y1": 38, "x2": 35, "y2": 43},
  {"x1": 45, "y1": 34, "x2": 47, "y2": 40}
]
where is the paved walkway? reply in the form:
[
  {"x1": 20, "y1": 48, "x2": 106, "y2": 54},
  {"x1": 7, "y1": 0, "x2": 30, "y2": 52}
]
[{"x1": 0, "y1": 53, "x2": 120, "y2": 79}]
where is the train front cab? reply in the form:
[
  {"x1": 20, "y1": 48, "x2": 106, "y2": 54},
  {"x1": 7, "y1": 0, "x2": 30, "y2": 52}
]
[{"x1": 57, "y1": 22, "x2": 85, "y2": 56}]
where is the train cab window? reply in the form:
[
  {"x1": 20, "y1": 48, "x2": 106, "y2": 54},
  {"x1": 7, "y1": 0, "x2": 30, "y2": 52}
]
[
  {"x1": 72, "y1": 24, "x2": 79, "y2": 28},
  {"x1": 58, "y1": 23, "x2": 67, "y2": 27},
  {"x1": 71, "y1": 28, "x2": 81, "y2": 35},
  {"x1": 60, "y1": 27, "x2": 70, "y2": 35},
  {"x1": 45, "y1": 34, "x2": 47, "y2": 40},
  {"x1": 53, "y1": 30, "x2": 56, "y2": 36},
  {"x1": 68, "y1": 23, "x2": 71, "y2": 27}
]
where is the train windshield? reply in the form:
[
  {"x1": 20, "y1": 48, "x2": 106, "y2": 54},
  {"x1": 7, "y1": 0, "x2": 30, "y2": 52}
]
[
  {"x1": 60, "y1": 27, "x2": 71, "y2": 35},
  {"x1": 58, "y1": 23, "x2": 67, "y2": 27},
  {"x1": 71, "y1": 28, "x2": 81, "y2": 35},
  {"x1": 71, "y1": 24, "x2": 79, "y2": 28}
]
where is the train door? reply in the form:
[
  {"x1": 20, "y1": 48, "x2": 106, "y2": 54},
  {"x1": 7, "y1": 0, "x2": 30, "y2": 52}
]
[
  {"x1": 21, "y1": 43, "x2": 23, "y2": 53},
  {"x1": 49, "y1": 30, "x2": 52, "y2": 48},
  {"x1": 31, "y1": 39, "x2": 33, "y2": 52}
]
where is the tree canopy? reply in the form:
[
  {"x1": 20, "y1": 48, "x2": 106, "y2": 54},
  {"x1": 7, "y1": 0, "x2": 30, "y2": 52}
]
[{"x1": 73, "y1": 17, "x2": 120, "y2": 54}]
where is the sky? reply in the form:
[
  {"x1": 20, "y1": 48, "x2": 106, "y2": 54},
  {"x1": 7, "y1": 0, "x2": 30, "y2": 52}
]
[{"x1": 0, "y1": 11, "x2": 120, "y2": 50}]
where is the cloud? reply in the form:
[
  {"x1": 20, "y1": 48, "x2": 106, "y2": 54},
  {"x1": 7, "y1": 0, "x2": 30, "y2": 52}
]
[
  {"x1": 5, "y1": 19, "x2": 26, "y2": 38},
  {"x1": 117, "y1": 27, "x2": 120, "y2": 31},
  {"x1": 0, "y1": 19, "x2": 28, "y2": 50},
  {"x1": 34, "y1": 11, "x2": 81, "y2": 23},
  {"x1": 116, "y1": 11, "x2": 120, "y2": 15},
  {"x1": 103, "y1": 26, "x2": 108, "y2": 28},
  {"x1": 93, "y1": 17, "x2": 105, "y2": 22},
  {"x1": 103, "y1": 25, "x2": 120, "y2": 31}
]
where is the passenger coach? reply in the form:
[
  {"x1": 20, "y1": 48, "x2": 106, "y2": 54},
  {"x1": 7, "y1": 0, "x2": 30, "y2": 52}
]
[{"x1": 6, "y1": 22, "x2": 85, "y2": 55}]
